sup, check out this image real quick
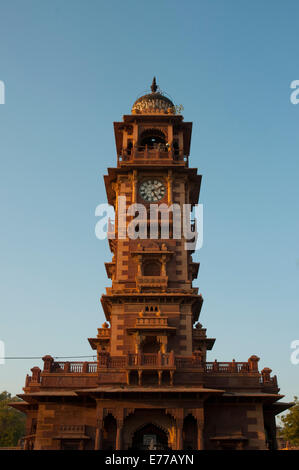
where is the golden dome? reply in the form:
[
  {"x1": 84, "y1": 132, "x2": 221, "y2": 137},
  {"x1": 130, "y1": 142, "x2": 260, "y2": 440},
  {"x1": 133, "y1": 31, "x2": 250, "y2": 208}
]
[{"x1": 132, "y1": 77, "x2": 175, "y2": 115}]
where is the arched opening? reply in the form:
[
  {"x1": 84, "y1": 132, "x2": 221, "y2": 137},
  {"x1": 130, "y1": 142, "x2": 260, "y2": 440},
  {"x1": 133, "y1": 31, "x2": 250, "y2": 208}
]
[
  {"x1": 264, "y1": 424, "x2": 276, "y2": 450},
  {"x1": 102, "y1": 414, "x2": 117, "y2": 450},
  {"x1": 141, "y1": 335, "x2": 160, "y2": 354},
  {"x1": 183, "y1": 414, "x2": 197, "y2": 450},
  {"x1": 143, "y1": 261, "x2": 161, "y2": 276},
  {"x1": 173, "y1": 139, "x2": 179, "y2": 158},
  {"x1": 132, "y1": 423, "x2": 169, "y2": 450},
  {"x1": 139, "y1": 129, "x2": 166, "y2": 149},
  {"x1": 145, "y1": 305, "x2": 159, "y2": 312}
]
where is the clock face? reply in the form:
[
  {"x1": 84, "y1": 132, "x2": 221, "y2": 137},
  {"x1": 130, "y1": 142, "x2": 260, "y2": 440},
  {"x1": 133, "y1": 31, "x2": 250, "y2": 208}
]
[{"x1": 139, "y1": 179, "x2": 166, "y2": 202}]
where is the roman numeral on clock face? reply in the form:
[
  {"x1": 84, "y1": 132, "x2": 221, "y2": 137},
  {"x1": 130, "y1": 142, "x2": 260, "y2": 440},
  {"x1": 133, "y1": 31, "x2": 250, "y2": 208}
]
[{"x1": 139, "y1": 179, "x2": 166, "y2": 202}]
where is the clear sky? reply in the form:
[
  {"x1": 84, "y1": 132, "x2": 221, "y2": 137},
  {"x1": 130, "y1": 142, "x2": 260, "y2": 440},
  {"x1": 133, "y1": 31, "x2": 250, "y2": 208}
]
[{"x1": 0, "y1": 1, "x2": 298, "y2": 407}]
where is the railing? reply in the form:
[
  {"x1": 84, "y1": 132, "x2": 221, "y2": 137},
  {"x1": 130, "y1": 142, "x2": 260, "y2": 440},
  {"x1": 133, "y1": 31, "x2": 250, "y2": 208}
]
[
  {"x1": 136, "y1": 316, "x2": 168, "y2": 327},
  {"x1": 97, "y1": 327, "x2": 111, "y2": 338},
  {"x1": 98, "y1": 352, "x2": 175, "y2": 368},
  {"x1": 97, "y1": 354, "x2": 257, "y2": 373},
  {"x1": 204, "y1": 361, "x2": 250, "y2": 373},
  {"x1": 50, "y1": 361, "x2": 97, "y2": 373},
  {"x1": 60, "y1": 425, "x2": 85, "y2": 433},
  {"x1": 118, "y1": 146, "x2": 187, "y2": 165},
  {"x1": 175, "y1": 357, "x2": 204, "y2": 370},
  {"x1": 175, "y1": 358, "x2": 251, "y2": 372},
  {"x1": 25, "y1": 354, "x2": 277, "y2": 388},
  {"x1": 136, "y1": 275, "x2": 168, "y2": 290}
]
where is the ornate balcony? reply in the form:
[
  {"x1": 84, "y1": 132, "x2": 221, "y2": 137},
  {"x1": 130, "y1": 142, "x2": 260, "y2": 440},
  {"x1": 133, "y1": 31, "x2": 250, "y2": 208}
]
[
  {"x1": 96, "y1": 327, "x2": 110, "y2": 338},
  {"x1": 136, "y1": 275, "x2": 168, "y2": 292},
  {"x1": 136, "y1": 316, "x2": 168, "y2": 327},
  {"x1": 118, "y1": 145, "x2": 188, "y2": 167},
  {"x1": 127, "y1": 315, "x2": 176, "y2": 336},
  {"x1": 98, "y1": 352, "x2": 175, "y2": 369}
]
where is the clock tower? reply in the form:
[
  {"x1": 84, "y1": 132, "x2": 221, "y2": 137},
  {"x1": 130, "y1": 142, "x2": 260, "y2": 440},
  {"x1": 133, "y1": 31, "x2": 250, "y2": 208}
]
[
  {"x1": 13, "y1": 79, "x2": 290, "y2": 451},
  {"x1": 98, "y1": 77, "x2": 205, "y2": 365}
]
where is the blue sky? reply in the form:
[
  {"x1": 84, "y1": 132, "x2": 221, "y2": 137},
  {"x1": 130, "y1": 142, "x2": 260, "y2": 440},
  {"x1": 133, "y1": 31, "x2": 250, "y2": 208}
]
[{"x1": 0, "y1": 1, "x2": 298, "y2": 406}]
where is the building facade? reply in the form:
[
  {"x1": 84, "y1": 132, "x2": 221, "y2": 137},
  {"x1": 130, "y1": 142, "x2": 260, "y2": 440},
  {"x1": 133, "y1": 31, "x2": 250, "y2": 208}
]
[{"x1": 12, "y1": 79, "x2": 290, "y2": 450}]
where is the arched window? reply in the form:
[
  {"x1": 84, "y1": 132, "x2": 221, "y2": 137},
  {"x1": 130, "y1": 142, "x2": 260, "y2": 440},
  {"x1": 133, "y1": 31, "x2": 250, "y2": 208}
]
[
  {"x1": 139, "y1": 129, "x2": 166, "y2": 148},
  {"x1": 132, "y1": 423, "x2": 169, "y2": 450},
  {"x1": 102, "y1": 414, "x2": 117, "y2": 450},
  {"x1": 143, "y1": 262, "x2": 161, "y2": 276},
  {"x1": 183, "y1": 414, "x2": 197, "y2": 450}
]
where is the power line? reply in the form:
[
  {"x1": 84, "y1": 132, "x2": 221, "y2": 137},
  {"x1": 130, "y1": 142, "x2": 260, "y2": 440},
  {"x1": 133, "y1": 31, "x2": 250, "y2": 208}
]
[{"x1": 2, "y1": 355, "x2": 96, "y2": 360}]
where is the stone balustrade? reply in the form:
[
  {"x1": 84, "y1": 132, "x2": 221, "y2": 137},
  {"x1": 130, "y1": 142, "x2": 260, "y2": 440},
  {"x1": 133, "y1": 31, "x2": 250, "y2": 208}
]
[
  {"x1": 97, "y1": 328, "x2": 111, "y2": 338},
  {"x1": 23, "y1": 354, "x2": 277, "y2": 393},
  {"x1": 119, "y1": 146, "x2": 186, "y2": 165},
  {"x1": 60, "y1": 425, "x2": 85, "y2": 433},
  {"x1": 51, "y1": 361, "x2": 97, "y2": 373},
  {"x1": 136, "y1": 316, "x2": 168, "y2": 327},
  {"x1": 136, "y1": 275, "x2": 168, "y2": 291}
]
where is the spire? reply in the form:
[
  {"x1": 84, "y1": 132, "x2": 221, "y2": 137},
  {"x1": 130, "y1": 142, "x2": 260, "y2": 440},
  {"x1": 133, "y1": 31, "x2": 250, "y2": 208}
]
[{"x1": 151, "y1": 77, "x2": 158, "y2": 93}]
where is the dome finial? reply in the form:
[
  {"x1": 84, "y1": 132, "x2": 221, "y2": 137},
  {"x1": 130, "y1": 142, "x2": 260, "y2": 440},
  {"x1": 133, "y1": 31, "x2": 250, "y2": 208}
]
[{"x1": 151, "y1": 77, "x2": 157, "y2": 93}]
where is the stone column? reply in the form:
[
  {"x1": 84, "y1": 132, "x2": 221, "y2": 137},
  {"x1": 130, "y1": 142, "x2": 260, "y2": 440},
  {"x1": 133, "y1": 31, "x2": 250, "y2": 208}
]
[
  {"x1": 94, "y1": 404, "x2": 103, "y2": 450},
  {"x1": 176, "y1": 419, "x2": 183, "y2": 450},
  {"x1": 131, "y1": 170, "x2": 137, "y2": 203},
  {"x1": 197, "y1": 425, "x2": 204, "y2": 450},
  {"x1": 194, "y1": 406, "x2": 204, "y2": 450},
  {"x1": 157, "y1": 335, "x2": 167, "y2": 354},
  {"x1": 158, "y1": 370, "x2": 162, "y2": 385},
  {"x1": 138, "y1": 370, "x2": 142, "y2": 386},
  {"x1": 116, "y1": 420, "x2": 123, "y2": 450},
  {"x1": 167, "y1": 170, "x2": 173, "y2": 205}
]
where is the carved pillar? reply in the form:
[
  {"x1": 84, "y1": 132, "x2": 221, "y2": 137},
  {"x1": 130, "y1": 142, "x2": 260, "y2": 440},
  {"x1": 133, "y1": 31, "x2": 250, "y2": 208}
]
[
  {"x1": 138, "y1": 370, "x2": 142, "y2": 386},
  {"x1": 161, "y1": 255, "x2": 167, "y2": 276},
  {"x1": 248, "y1": 355, "x2": 260, "y2": 372},
  {"x1": 30, "y1": 367, "x2": 41, "y2": 384},
  {"x1": 157, "y1": 335, "x2": 167, "y2": 354},
  {"x1": 261, "y1": 367, "x2": 272, "y2": 383},
  {"x1": 194, "y1": 406, "x2": 204, "y2": 450},
  {"x1": 42, "y1": 355, "x2": 54, "y2": 372},
  {"x1": 111, "y1": 182, "x2": 119, "y2": 213},
  {"x1": 167, "y1": 125, "x2": 173, "y2": 149},
  {"x1": 158, "y1": 370, "x2": 162, "y2": 385},
  {"x1": 137, "y1": 255, "x2": 142, "y2": 276},
  {"x1": 170, "y1": 370, "x2": 174, "y2": 386},
  {"x1": 116, "y1": 419, "x2": 123, "y2": 450},
  {"x1": 94, "y1": 405, "x2": 103, "y2": 450},
  {"x1": 131, "y1": 170, "x2": 138, "y2": 203},
  {"x1": 167, "y1": 170, "x2": 173, "y2": 205},
  {"x1": 197, "y1": 425, "x2": 204, "y2": 450},
  {"x1": 134, "y1": 332, "x2": 141, "y2": 354},
  {"x1": 176, "y1": 419, "x2": 183, "y2": 450}
]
